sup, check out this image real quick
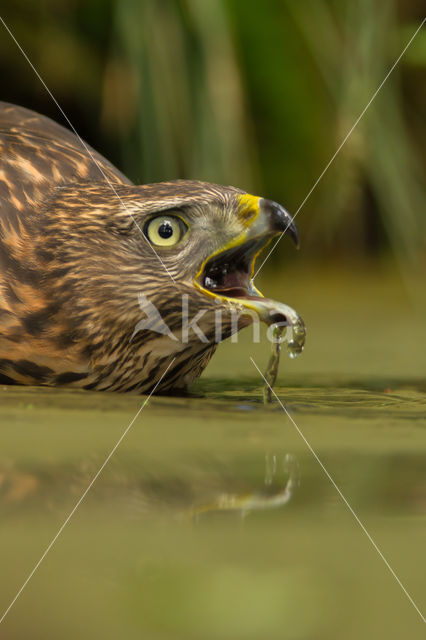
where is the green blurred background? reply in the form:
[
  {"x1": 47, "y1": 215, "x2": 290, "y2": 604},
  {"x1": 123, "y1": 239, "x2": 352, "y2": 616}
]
[{"x1": 1, "y1": 0, "x2": 425, "y2": 269}]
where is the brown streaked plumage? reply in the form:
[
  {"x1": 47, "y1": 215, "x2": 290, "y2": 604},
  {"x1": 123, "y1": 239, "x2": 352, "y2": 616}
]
[{"x1": 0, "y1": 102, "x2": 302, "y2": 394}]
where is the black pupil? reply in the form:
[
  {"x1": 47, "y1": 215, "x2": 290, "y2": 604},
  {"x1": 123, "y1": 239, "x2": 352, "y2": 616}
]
[{"x1": 158, "y1": 220, "x2": 174, "y2": 239}]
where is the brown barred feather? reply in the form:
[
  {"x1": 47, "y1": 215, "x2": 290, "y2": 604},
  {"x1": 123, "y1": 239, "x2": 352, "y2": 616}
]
[{"x1": 0, "y1": 103, "x2": 254, "y2": 393}]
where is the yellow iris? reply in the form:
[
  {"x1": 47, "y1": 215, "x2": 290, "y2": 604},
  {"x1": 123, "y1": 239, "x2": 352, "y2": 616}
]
[{"x1": 145, "y1": 215, "x2": 187, "y2": 247}]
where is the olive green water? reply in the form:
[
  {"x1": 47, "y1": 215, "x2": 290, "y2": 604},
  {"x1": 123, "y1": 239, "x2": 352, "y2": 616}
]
[{"x1": 0, "y1": 264, "x2": 425, "y2": 639}]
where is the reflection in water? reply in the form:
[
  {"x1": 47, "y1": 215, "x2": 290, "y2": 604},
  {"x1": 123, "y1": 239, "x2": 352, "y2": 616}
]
[
  {"x1": 188, "y1": 453, "x2": 300, "y2": 519},
  {"x1": 0, "y1": 379, "x2": 425, "y2": 639},
  {"x1": 0, "y1": 466, "x2": 39, "y2": 503}
]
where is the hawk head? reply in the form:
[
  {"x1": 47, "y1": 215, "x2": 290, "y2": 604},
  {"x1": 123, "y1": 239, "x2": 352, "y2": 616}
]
[
  {"x1": 36, "y1": 180, "x2": 304, "y2": 392},
  {"x1": 0, "y1": 103, "x2": 304, "y2": 393}
]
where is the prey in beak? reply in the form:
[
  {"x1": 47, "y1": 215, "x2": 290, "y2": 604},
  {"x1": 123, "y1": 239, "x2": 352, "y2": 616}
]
[{"x1": 195, "y1": 196, "x2": 306, "y2": 356}]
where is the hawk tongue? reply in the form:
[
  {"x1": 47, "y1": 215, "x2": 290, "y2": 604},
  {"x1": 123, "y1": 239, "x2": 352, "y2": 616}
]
[{"x1": 206, "y1": 268, "x2": 251, "y2": 298}]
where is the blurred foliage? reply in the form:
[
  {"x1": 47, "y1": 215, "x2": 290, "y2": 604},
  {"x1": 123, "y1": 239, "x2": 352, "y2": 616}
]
[{"x1": 0, "y1": 0, "x2": 425, "y2": 264}]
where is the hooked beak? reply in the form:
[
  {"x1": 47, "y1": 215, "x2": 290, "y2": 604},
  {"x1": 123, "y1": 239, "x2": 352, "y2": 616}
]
[
  {"x1": 255, "y1": 198, "x2": 299, "y2": 249},
  {"x1": 194, "y1": 194, "x2": 306, "y2": 355}
]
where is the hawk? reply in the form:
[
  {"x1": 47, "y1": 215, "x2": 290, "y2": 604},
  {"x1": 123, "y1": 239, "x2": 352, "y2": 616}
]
[{"x1": 0, "y1": 102, "x2": 304, "y2": 393}]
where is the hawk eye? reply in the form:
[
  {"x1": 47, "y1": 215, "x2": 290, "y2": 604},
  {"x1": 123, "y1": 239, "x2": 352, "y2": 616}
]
[{"x1": 144, "y1": 215, "x2": 187, "y2": 247}]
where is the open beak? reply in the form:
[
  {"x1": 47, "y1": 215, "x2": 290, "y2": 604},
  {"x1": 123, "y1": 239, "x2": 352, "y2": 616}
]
[{"x1": 194, "y1": 197, "x2": 306, "y2": 355}]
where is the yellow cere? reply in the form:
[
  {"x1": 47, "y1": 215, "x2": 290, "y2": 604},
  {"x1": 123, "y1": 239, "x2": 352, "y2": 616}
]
[{"x1": 237, "y1": 193, "x2": 260, "y2": 226}]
